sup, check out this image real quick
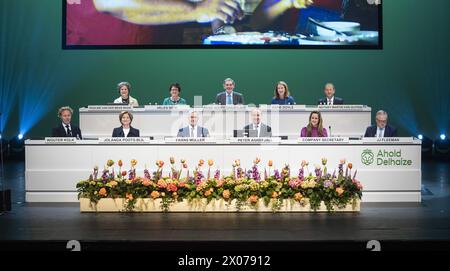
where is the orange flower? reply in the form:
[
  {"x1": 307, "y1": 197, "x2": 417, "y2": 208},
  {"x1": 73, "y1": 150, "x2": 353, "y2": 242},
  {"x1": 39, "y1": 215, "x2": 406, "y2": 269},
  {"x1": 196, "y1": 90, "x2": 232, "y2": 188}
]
[
  {"x1": 204, "y1": 189, "x2": 212, "y2": 197},
  {"x1": 249, "y1": 195, "x2": 259, "y2": 204},
  {"x1": 167, "y1": 183, "x2": 178, "y2": 192},
  {"x1": 156, "y1": 160, "x2": 164, "y2": 168},
  {"x1": 216, "y1": 179, "x2": 224, "y2": 188},
  {"x1": 150, "y1": 191, "x2": 160, "y2": 199},
  {"x1": 125, "y1": 193, "x2": 133, "y2": 201},
  {"x1": 336, "y1": 187, "x2": 345, "y2": 196},
  {"x1": 348, "y1": 163, "x2": 353, "y2": 169},
  {"x1": 222, "y1": 189, "x2": 231, "y2": 200},
  {"x1": 198, "y1": 159, "x2": 205, "y2": 167},
  {"x1": 142, "y1": 179, "x2": 151, "y2": 187},
  {"x1": 121, "y1": 171, "x2": 127, "y2": 177},
  {"x1": 178, "y1": 182, "x2": 186, "y2": 188},
  {"x1": 99, "y1": 188, "x2": 107, "y2": 197},
  {"x1": 268, "y1": 160, "x2": 273, "y2": 167},
  {"x1": 118, "y1": 160, "x2": 123, "y2": 167},
  {"x1": 271, "y1": 191, "x2": 279, "y2": 198},
  {"x1": 108, "y1": 181, "x2": 118, "y2": 187},
  {"x1": 172, "y1": 192, "x2": 178, "y2": 199},
  {"x1": 294, "y1": 192, "x2": 303, "y2": 202},
  {"x1": 131, "y1": 159, "x2": 137, "y2": 167},
  {"x1": 208, "y1": 160, "x2": 214, "y2": 167},
  {"x1": 253, "y1": 157, "x2": 261, "y2": 165}
]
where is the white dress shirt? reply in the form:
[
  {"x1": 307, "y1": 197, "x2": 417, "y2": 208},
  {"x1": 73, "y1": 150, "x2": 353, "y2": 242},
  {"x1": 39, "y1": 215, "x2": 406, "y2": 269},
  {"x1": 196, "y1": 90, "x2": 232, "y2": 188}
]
[
  {"x1": 327, "y1": 96, "x2": 335, "y2": 105},
  {"x1": 376, "y1": 127, "x2": 385, "y2": 138},
  {"x1": 122, "y1": 128, "x2": 130, "y2": 137},
  {"x1": 190, "y1": 125, "x2": 198, "y2": 138},
  {"x1": 62, "y1": 122, "x2": 72, "y2": 136},
  {"x1": 253, "y1": 123, "x2": 261, "y2": 137}
]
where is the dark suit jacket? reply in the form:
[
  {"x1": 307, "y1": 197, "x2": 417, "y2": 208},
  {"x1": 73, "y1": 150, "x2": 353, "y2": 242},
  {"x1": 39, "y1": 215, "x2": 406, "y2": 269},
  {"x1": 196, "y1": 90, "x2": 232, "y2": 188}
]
[
  {"x1": 216, "y1": 91, "x2": 245, "y2": 105},
  {"x1": 318, "y1": 96, "x2": 344, "y2": 105},
  {"x1": 364, "y1": 125, "x2": 398, "y2": 138},
  {"x1": 112, "y1": 126, "x2": 140, "y2": 138},
  {"x1": 243, "y1": 124, "x2": 272, "y2": 137},
  {"x1": 52, "y1": 124, "x2": 82, "y2": 139}
]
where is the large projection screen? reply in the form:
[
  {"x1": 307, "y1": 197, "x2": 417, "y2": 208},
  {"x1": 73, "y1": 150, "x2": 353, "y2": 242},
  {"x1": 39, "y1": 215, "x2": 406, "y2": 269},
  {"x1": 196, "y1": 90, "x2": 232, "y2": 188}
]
[{"x1": 63, "y1": 0, "x2": 382, "y2": 49}]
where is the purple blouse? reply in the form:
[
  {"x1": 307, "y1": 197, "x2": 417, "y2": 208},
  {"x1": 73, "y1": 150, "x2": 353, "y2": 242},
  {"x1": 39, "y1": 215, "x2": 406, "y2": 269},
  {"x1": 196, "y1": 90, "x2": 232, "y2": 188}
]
[{"x1": 300, "y1": 127, "x2": 328, "y2": 137}]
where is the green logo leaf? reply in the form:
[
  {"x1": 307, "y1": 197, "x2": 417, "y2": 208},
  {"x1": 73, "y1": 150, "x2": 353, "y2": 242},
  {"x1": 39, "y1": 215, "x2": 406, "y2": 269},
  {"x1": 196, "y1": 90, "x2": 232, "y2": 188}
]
[{"x1": 361, "y1": 149, "x2": 374, "y2": 165}]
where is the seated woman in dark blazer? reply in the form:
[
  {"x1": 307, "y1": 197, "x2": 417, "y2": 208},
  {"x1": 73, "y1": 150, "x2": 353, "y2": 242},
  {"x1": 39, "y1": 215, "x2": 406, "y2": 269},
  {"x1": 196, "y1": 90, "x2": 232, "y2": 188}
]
[
  {"x1": 271, "y1": 81, "x2": 295, "y2": 105},
  {"x1": 112, "y1": 111, "x2": 140, "y2": 137},
  {"x1": 300, "y1": 111, "x2": 328, "y2": 137}
]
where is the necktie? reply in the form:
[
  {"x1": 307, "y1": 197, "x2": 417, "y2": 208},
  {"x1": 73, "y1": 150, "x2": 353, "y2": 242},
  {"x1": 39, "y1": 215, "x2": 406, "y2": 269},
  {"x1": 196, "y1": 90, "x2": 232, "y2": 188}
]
[
  {"x1": 328, "y1": 99, "x2": 332, "y2": 105},
  {"x1": 190, "y1": 127, "x2": 194, "y2": 137},
  {"x1": 255, "y1": 125, "x2": 259, "y2": 137},
  {"x1": 227, "y1": 94, "x2": 232, "y2": 105},
  {"x1": 66, "y1": 125, "x2": 72, "y2": 137}
]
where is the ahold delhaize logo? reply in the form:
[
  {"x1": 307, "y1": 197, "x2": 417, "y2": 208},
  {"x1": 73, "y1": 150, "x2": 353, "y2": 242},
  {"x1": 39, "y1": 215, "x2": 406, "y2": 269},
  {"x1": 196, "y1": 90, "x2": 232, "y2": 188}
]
[
  {"x1": 361, "y1": 149, "x2": 413, "y2": 166},
  {"x1": 361, "y1": 149, "x2": 375, "y2": 165}
]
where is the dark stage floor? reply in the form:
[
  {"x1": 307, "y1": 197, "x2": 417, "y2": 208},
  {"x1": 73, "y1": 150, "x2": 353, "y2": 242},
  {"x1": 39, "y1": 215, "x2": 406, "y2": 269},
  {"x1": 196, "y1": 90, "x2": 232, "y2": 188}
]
[{"x1": 0, "y1": 160, "x2": 449, "y2": 251}]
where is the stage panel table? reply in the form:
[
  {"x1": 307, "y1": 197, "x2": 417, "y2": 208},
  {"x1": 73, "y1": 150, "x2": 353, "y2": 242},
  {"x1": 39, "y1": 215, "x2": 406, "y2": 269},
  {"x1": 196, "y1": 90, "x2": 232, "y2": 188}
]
[
  {"x1": 25, "y1": 138, "x2": 421, "y2": 203},
  {"x1": 79, "y1": 105, "x2": 372, "y2": 139}
]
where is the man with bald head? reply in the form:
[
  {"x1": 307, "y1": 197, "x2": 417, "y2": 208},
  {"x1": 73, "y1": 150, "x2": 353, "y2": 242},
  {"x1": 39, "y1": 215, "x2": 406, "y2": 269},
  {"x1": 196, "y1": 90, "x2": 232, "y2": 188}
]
[{"x1": 242, "y1": 108, "x2": 272, "y2": 138}]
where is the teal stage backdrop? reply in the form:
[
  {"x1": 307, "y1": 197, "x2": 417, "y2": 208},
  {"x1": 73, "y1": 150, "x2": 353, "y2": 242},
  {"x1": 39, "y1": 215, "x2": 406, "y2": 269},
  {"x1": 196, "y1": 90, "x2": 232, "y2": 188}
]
[{"x1": 0, "y1": 0, "x2": 449, "y2": 139}]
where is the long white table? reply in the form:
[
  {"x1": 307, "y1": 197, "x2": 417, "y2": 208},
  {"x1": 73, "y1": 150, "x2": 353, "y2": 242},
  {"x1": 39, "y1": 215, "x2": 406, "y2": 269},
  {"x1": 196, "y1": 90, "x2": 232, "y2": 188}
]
[
  {"x1": 25, "y1": 138, "x2": 421, "y2": 203},
  {"x1": 79, "y1": 105, "x2": 372, "y2": 139}
]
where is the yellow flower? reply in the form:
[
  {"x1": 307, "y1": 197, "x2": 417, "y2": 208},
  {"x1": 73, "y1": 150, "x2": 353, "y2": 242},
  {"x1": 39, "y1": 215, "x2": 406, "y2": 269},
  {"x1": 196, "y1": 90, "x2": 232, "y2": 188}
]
[
  {"x1": 108, "y1": 181, "x2": 118, "y2": 187},
  {"x1": 125, "y1": 179, "x2": 132, "y2": 184},
  {"x1": 208, "y1": 160, "x2": 214, "y2": 167},
  {"x1": 131, "y1": 159, "x2": 137, "y2": 167},
  {"x1": 294, "y1": 192, "x2": 303, "y2": 202},
  {"x1": 106, "y1": 160, "x2": 114, "y2": 167}
]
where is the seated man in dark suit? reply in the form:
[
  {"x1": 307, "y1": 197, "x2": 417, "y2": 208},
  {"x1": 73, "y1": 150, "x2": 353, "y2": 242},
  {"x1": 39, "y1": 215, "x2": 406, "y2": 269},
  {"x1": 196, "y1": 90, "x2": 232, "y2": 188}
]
[
  {"x1": 177, "y1": 111, "x2": 210, "y2": 137},
  {"x1": 318, "y1": 83, "x2": 344, "y2": 105},
  {"x1": 112, "y1": 111, "x2": 140, "y2": 137},
  {"x1": 364, "y1": 110, "x2": 398, "y2": 138},
  {"x1": 51, "y1": 106, "x2": 82, "y2": 139},
  {"x1": 215, "y1": 78, "x2": 245, "y2": 105},
  {"x1": 243, "y1": 108, "x2": 272, "y2": 138}
]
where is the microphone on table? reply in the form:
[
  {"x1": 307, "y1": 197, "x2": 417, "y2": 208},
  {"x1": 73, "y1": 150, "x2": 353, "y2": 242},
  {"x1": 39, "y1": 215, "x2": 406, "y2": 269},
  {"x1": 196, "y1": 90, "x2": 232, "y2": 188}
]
[{"x1": 329, "y1": 126, "x2": 332, "y2": 137}]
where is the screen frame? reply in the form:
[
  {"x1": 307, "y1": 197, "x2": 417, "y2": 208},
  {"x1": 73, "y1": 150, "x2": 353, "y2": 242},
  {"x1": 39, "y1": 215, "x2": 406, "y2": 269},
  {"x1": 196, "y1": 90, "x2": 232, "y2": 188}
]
[{"x1": 62, "y1": 0, "x2": 383, "y2": 50}]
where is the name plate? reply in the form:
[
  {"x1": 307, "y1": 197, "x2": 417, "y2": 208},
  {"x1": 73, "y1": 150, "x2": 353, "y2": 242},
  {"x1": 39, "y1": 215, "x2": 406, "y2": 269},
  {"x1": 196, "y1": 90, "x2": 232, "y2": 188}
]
[
  {"x1": 297, "y1": 137, "x2": 350, "y2": 144},
  {"x1": 268, "y1": 105, "x2": 306, "y2": 110},
  {"x1": 45, "y1": 137, "x2": 78, "y2": 144},
  {"x1": 87, "y1": 105, "x2": 132, "y2": 111},
  {"x1": 362, "y1": 137, "x2": 416, "y2": 144},
  {"x1": 229, "y1": 137, "x2": 282, "y2": 144},
  {"x1": 144, "y1": 105, "x2": 190, "y2": 111},
  {"x1": 317, "y1": 105, "x2": 366, "y2": 110},
  {"x1": 98, "y1": 137, "x2": 152, "y2": 144},
  {"x1": 164, "y1": 137, "x2": 217, "y2": 144}
]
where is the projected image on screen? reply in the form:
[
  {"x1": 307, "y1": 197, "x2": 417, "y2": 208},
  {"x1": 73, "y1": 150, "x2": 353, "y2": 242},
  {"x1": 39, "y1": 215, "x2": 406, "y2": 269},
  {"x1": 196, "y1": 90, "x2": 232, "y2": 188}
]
[{"x1": 64, "y1": 0, "x2": 382, "y2": 48}]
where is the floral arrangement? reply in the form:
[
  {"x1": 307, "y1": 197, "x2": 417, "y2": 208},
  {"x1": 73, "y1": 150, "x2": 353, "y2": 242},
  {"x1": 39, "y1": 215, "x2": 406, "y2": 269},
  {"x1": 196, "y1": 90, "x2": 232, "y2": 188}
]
[{"x1": 77, "y1": 157, "x2": 363, "y2": 212}]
